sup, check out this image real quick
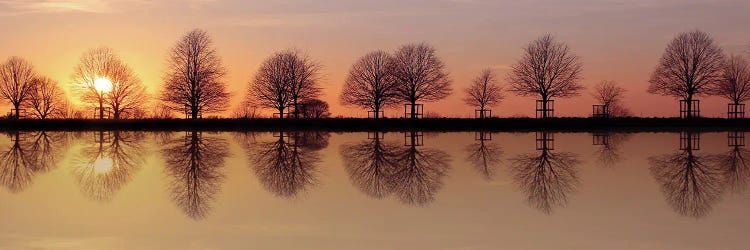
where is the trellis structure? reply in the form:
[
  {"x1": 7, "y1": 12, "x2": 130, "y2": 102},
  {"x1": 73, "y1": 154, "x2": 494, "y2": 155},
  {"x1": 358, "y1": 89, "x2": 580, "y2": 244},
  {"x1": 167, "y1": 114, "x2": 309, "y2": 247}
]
[
  {"x1": 404, "y1": 131, "x2": 424, "y2": 146},
  {"x1": 404, "y1": 104, "x2": 424, "y2": 119},
  {"x1": 368, "y1": 131, "x2": 384, "y2": 140},
  {"x1": 474, "y1": 109, "x2": 492, "y2": 119},
  {"x1": 94, "y1": 107, "x2": 112, "y2": 119},
  {"x1": 475, "y1": 131, "x2": 492, "y2": 141},
  {"x1": 679, "y1": 99, "x2": 700, "y2": 118},
  {"x1": 536, "y1": 100, "x2": 554, "y2": 118},
  {"x1": 368, "y1": 110, "x2": 384, "y2": 119},
  {"x1": 592, "y1": 132, "x2": 610, "y2": 145},
  {"x1": 592, "y1": 105, "x2": 608, "y2": 118},
  {"x1": 536, "y1": 132, "x2": 554, "y2": 150},
  {"x1": 9, "y1": 108, "x2": 27, "y2": 119},
  {"x1": 728, "y1": 131, "x2": 745, "y2": 147},
  {"x1": 679, "y1": 132, "x2": 700, "y2": 150},
  {"x1": 728, "y1": 103, "x2": 745, "y2": 119}
]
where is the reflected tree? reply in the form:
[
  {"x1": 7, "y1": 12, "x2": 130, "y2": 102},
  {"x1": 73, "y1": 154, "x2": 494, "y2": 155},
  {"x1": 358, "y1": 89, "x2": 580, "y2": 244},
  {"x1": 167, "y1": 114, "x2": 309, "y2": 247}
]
[
  {"x1": 162, "y1": 131, "x2": 228, "y2": 220},
  {"x1": 509, "y1": 133, "x2": 581, "y2": 214},
  {"x1": 712, "y1": 139, "x2": 750, "y2": 193},
  {"x1": 649, "y1": 133, "x2": 726, "y2": 218},
  {"x1": 341, "y1": 132, "x2": 400, "y2": 199},
  {"x1": 72, "y1": 131, "x2": 145, "y2": 202},
  {"x1": 465, "y1": 134, "x2": 503, "y2": 180},
  {"x1": 250, "y1": 132, "x2": 324, "y2": 198},
  {"x1": 0, "y1": 131, "x2": 68, "y2": 192},
  {"x1": 388, "y1": 131, "x2": 450, "y2": 206},
  {"x1": 593, "y1": 133, "x2": 631, "y2": 167}
]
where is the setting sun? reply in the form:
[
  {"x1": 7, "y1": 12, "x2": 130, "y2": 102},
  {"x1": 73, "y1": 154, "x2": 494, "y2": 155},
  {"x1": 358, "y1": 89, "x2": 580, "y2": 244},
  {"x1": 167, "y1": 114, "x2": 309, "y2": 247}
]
[
  {"x1": 92, "y1": 156, "x2": 114, "y2": 174},
  {"x1": 94, "y1": 77, "x2": 113, "y2": 93}
]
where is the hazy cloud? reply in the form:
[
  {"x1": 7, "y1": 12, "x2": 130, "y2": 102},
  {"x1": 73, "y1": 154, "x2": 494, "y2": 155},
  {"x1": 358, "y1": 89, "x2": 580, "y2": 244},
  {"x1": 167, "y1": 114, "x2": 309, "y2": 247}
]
[{"x1": 0, "y1": 0, "x2": 150, "y2": 14}]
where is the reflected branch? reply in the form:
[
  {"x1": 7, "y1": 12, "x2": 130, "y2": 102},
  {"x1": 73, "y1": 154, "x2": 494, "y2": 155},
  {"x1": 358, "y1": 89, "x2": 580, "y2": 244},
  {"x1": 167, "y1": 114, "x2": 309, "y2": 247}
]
[
  {"x1": 162, "y1": 131, "x2": 228, "y2": 220},
  {"x1": 341, "y1": 133, "x2": 400, "y2": 199},
  {"x1": 650, "y1": 139, "x2": 726, "y2": 218},
  {"x1": 250, "y1": 132, "x2": 323, "y2": 199},
  {"x1": 510, "y1": 147, "x2": 581, "y2": 214},
  {"x1": 389, "y1": 132, "x2": 450, "y2": 206},
  {"x1": 465, "y1": 139, "x2": 503, "y2": 180},
  {"x1": 72, "y1": 131, "x2": 144, "y2": 202}
]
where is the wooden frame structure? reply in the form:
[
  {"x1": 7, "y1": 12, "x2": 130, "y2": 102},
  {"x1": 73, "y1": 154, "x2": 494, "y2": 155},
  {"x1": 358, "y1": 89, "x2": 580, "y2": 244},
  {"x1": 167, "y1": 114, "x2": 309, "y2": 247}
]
[{"x1": 536, "y1": 100, "x2": 554, "y2": 118}]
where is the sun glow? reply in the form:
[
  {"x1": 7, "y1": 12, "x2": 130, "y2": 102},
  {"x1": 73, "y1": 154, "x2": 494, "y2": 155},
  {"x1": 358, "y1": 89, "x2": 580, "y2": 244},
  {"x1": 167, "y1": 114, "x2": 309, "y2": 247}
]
[
  {"x1": 92, "y1": 157, "x2": 114, "y2": 174},
  {"x1": 94, "y1": 77, "x2": 113, "y2": 93}
]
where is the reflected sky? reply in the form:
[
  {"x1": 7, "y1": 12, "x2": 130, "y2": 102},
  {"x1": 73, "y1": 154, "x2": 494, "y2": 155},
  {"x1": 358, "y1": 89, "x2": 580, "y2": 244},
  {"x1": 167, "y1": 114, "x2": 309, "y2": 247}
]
[{"x1": 1, "y1": 131, "x2": 750, "y2": 249}]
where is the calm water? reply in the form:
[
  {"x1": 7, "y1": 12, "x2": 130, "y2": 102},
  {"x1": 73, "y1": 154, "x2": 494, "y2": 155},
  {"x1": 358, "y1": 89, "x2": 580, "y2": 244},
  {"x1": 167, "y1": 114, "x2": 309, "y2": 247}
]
[{"x1": 1, "y1": 131, "x2": 749, "y2": 250}]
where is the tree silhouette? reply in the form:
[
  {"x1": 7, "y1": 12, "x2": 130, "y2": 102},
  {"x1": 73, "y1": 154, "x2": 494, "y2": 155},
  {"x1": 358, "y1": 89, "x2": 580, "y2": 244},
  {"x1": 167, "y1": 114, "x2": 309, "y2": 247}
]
[
  {"x1": 341, "y1": 132, "x2": 400, "y2": 199},
  {"x1": 162, "y1": 131, "x2": 228, "y2": 220},
  {"x1": 390, "y1": 43, "x2": 452, "y2": 118},
  {"x1": 649, "y1": 134, "x2": 726, "y2": 218},
  {"x1": 25, "y1": 76, "x2": 66, "y2": 119},
  {"x1": 0, "y1": 131, "x2": 68, "y2": 193},
  {"x1": 299, "y1": 98, "x2": 331, "y2": 118},
  {"x1": 509, "y1": 137, "x2": 581, "y2": 214},
  {"x1": 465, "y1": 136, "x2": 503, "y2": 180},
  {"x1": 72, "y1": 131, "x2": 145, "y2": 201},
  {"x1": 591, "y1": 80, "x2": 631, "y2": 117},
  {"x1": 388, "y1": 132, "x2": 450, "y2": 205},
  {"x1": 507, "y1": 35, "x2": 584, "y2": 118},
  {"x1": 0, "y1": 57, "x2": 36, "y2": 119},
  {"x1": 249, "y1": 132, "x2": 323, "y2": 198},
  {"x1": 463, "y1": 69, "x2": 503, "y2": 118},
  {"x1": 250, "y1": 49, "x2": 321, "y2": 119},
  {"x1": 713, "y1": 54, "x2": 750, "y2": 107},
  {"x1": 340, "y1": 50, "x2": 399, "y2": 118},
  {"x1": 162, "y1": 29, "x2": 230, "y2": 119},
  {"x1": 648, "y1": 30, "x2": 725, "y2": 118},
  {"x1": 72, "y1": 47, "x2": 146, "y2": 119}
]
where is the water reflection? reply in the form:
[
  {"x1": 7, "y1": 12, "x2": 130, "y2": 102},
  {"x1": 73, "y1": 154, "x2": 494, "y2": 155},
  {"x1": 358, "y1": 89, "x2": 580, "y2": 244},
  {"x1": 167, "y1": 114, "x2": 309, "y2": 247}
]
[
  {"x1": 341, "y1": 132, "x2": 400, "y2": 199},
  {"x1": 465, "y1": 131, "x2": 503, "y2": 180},
  {"x1": 340, "y1": 131, "x2": 450, "y2": 206},
  {"x1": 649, "y1": 132, "x2": 726, "y2": 218},
  {"x1": 591, "y1": 132, "x2": 631, "y2": 167},
  {"x1": 509, "y1": 132, "x2": 581, "y2": 214},
  {"x1": 714, "y1": 132, "x2": 750, "y2": 193},
  {"x1": 161, "y1": 131, "x2": 228, "y2": 220},
  {"x1": 72, "y1": 131, "x2": 145, "y2": 201},
  {"x1": 248, "y1": 131, "x2": 325, "y2": 198},
  {"x1": 0, "y1": 131, "x2": 68, "y2": 192}
]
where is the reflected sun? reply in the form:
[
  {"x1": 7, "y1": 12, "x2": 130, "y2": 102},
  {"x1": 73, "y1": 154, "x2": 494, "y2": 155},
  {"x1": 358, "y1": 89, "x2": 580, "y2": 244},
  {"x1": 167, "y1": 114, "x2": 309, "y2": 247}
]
[
  {"x1": 92, "y1": 157, "x2": 114, "y2": 174},
  {"x1": 94, "y1": 77, "x2": 113, "y2": 93}
]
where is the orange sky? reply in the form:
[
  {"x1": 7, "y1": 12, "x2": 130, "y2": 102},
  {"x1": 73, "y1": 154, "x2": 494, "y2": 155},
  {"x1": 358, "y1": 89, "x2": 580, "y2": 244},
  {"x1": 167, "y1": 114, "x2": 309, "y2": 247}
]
[{"x1": 0, "y1": 0, "x2": 749, "y2": 118}]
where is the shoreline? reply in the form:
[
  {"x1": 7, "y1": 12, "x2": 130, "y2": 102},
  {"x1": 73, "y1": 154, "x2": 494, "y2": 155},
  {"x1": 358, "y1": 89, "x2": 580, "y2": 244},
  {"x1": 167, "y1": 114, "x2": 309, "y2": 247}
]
[{"x1": 0, "y1": 118, "x2": 749, "y2": 132}]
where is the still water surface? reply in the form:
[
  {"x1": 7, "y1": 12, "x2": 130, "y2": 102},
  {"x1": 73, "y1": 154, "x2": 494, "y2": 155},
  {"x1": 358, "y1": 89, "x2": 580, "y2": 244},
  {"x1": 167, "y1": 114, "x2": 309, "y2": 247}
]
[{"x1": 0, "y1": 131, "x2": 749, "y2": 249}]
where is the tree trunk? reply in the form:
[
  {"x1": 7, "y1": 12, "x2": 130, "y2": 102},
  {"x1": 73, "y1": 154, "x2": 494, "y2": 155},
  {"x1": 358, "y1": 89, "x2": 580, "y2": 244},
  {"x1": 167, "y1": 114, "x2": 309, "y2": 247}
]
[
  {"x1": 191, "y1": 106, "x2": 198, "y2": 120},
  {"x1": 293, "y1": 99, "x2": 299, "y2": 119},
  {"x1": 541, "y1": 96, "x2": 549, "y2": 119},
  {"x1": 374, "y1": 104, "x2": 380, "y2": 119},
  {"x1": 99, "y1": 101, "x2": 104, "y2": 120},
  {"x1": 479, "y1": 104, "x2": 485, "y2": 119},
  {"x1": 686, "y1": 94, "x2": 693, "y2": 119},
  {"x1": 410, "y1": 100, "x2": 416, "y2": 119},
  {"x1": 13, "y1": 103, "x2": 20, "y2": 120},
  {"x1": 278, "y1": 106, "x2": 285, "y2": 120}
]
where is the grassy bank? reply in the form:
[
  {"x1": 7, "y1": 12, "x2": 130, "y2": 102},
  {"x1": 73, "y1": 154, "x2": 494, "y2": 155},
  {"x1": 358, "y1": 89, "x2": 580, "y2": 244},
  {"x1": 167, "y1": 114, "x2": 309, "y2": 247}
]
[{"x1": 0, "y1": 117, "x2": 749, "y2": 132}]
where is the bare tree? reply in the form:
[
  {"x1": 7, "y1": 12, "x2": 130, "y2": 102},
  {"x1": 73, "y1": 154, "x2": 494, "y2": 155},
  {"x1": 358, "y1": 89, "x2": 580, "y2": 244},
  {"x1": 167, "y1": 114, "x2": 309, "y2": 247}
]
[
  {"x1": 507, "y1": 35, "x2": 584, "y2": 118},
  {"x1": 713, "y1": 144, "x2": 750, "y2": 194},
  {"x1": 299, "y1": 98, "x2": 331, "y2": 118},
  {"x1": 593, "y1": 133, "x2": 631, "y2": 167},
  {"x1": 162, "y1": 29, "x2": 230, "y2": 119},
  {"x1": 592, "y1": 80, "x2": 631, "y2": 117},
  {"x1": 250, "y1": 50, "x2": 321, "y2": 119},
  {"x1": 340, "y1": 50, "x2": 399, "y2": 118},
  {"x1": 463, "y1": 69, "x2": 503, "y2": 118},
  {"x1": 390, "y1": 43, "x2": 452, "y2": 118},
  {"x1": 0, "y1": 57, "x2": 36, "y2": 119},
  {"x1": 25, "y1": 76, "x2": 65, "y2": 119},
  {"x1": 713, "y1": 54, "x2": 750, "y2": 106},
  {"x1": 465, "y1": 137, "x2": 503, "y2": 180},
  {"x1": 648, "y1": 30, "x2": 725, "y2": 118},
  {"x1": 72, "y1": 47, "x2": 146, "y2": 119},
  {"x1": 162, "y1": 131, "x2": 227, "y2": 219}
]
